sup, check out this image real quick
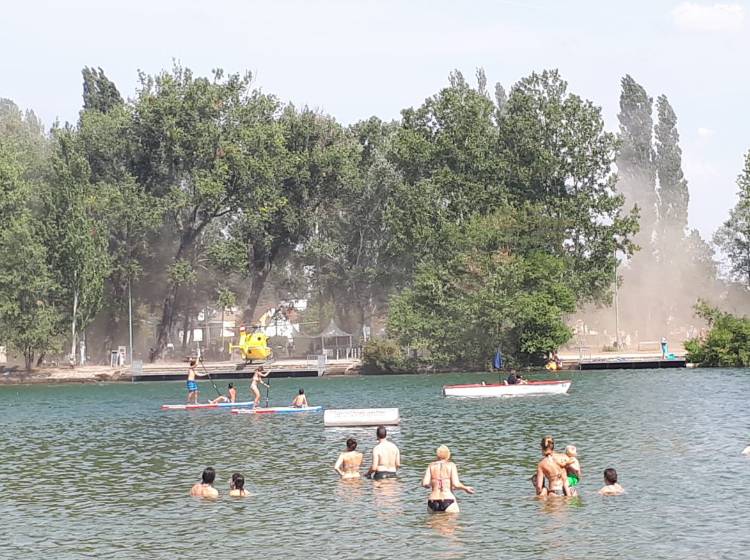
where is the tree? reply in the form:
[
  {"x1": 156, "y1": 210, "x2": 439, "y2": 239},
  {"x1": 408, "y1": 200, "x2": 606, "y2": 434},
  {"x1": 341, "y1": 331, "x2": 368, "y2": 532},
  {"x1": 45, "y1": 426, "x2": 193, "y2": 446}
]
[
  {"x1": 685, "y1": 301, "x2": 750, "y2": 366},
  {"x1": 0, "y1": 140, "x2": 60, "y2": 370},
  {"x1": 715, "y1": 150, "x2": 750, "y2": 286},
  {"x1": 82, "y1": 67, "x2": 123, "y2": 114},
  {"x1": 128, "y1": 65, "x2": 280, "y2": 359},
  {"x1": 42, "y1": 127, "x2": 112, "y2": 363},
  {"x1": 655, "y1": 95, "x2": 689, "y2": 249}
]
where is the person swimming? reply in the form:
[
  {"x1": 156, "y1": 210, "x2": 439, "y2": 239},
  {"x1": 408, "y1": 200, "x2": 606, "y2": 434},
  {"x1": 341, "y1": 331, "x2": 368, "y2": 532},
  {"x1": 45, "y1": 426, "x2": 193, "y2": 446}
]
[
  {"x1": 190, "y1": 467, "x2": 219, "y2": 499},
  {"x1": 210, "y1": 383, "x2": 237, "y2": 405},
  {"x1": 422, "y1": 445, "x2": 475, "y2": 513},
  {"x1": 229, "y1": 472, "x2": 248, "y2": 497},
  {"x1": 250, "y1": 366, "x2": 270, "y2": 407},
  {"x1": 598, "y1": 468, "x2": 625, "y2": 495},
  {"x1": 291, "y1": 388, "x2": 308, "y2": 408},
  {"x1": 366, "y1": 426, "x2": 400, "y2": 480},
  {"x1": 535, "y1": 435, "x2": 570, "y2": 497},
  {"x1": 334, "y1": 438, "x2": 363, "y2": 479}
]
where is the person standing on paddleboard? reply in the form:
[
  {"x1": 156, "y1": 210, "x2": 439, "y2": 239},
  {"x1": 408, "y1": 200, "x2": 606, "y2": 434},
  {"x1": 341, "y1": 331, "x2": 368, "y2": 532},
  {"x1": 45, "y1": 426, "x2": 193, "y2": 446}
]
[
  {"x1": 186, "y1": 359, "x2": 207, "y2": 404},
  {"x1": 366, "y1": 426, "x2": 401, "y2": 480},
  {"x1": 250, "y1": 366, "x2": 270, "y2": 407}
]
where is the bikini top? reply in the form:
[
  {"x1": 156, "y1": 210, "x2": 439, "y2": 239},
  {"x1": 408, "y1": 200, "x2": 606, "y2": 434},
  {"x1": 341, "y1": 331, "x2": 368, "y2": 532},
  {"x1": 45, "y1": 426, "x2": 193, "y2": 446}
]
[{"x1": 431, "y1": 461, "x2": 452, "y2": 491}]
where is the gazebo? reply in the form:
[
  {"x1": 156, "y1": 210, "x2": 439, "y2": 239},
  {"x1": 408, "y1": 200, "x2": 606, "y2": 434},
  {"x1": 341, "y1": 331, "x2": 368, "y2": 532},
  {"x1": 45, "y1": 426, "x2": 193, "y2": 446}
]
[{"x1": 318, "y1": 320, "x2": 353, "y2": 352}]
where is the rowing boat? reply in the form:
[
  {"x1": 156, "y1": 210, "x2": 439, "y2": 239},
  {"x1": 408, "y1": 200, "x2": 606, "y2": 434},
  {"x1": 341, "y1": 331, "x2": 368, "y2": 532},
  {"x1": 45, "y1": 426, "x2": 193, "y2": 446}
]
[
  {"x1": 442, "y1": 380, "x2": 571, "y2": 398},
  {"x1": 161, "y1": 401, "x2": 256, "y2": 411},
  {"x1": 231, "y1": 406, "x2": 323, "y2": 415}
]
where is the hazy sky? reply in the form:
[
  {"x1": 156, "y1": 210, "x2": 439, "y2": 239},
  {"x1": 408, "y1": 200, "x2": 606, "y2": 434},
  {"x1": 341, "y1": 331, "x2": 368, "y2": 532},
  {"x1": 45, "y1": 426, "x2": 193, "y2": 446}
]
[{"x1": 1, "y1": 0, "x2": 748, "y2": 239}]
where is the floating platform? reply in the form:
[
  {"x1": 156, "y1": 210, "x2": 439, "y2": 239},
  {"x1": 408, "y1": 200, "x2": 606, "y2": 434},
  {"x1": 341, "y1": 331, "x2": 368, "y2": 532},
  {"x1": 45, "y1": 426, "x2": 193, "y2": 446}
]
[
  {"x1": 324, "y1": 408, "x2": 400, "y2": 427},
  {"x1": 576, "y1": 358, "x2": 686, "y2": 370}
]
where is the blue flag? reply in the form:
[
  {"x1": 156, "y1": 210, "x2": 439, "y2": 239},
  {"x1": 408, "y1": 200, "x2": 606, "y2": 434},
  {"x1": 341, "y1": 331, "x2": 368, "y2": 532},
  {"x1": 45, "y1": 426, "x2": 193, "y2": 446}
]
[{"x1": 493, "y1": 350, "x2": 503, "y2": 370}]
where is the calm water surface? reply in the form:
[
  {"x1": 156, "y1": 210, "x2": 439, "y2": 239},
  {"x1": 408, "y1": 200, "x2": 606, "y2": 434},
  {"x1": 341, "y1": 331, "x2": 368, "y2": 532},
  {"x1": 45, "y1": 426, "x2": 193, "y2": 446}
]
[{"x1": 1, "y1": 369, "x2": 748, "y2": 560}]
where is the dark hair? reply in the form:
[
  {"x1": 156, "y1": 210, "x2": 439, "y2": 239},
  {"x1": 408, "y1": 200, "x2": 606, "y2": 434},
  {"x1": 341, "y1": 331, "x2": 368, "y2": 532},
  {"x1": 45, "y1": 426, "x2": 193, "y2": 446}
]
[
  {"x1": 202, "y1": 467, "x2": 216, "y2": 484},
  {"x1": 346, "y1": 438, "x2": 357, "y2": 451},
  {"x1": 298, "y1": 388, "x2": 305, "y2": 395},
  {"x1": 376, "y1": 425, "x2": 387, "y2": 440},
  {"x1": 603, "y1": 468, "x2": 618, "y2": 484},
  {"x1": 541, "y1": 435, "x2": 555, "y2": 454},
  {"x1": 233, "y1": 474, "x2": 245, "y2": 490},
  {"x1": 189, "y1": 359, "x2": 197, "y2": 367},
  {"x1": 228, "y1": 383, "x2": 234, "y2": 389}
]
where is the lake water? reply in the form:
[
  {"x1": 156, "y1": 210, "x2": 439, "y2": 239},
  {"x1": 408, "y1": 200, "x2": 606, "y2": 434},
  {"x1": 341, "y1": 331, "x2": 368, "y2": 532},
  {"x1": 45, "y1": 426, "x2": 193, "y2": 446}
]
[{"x1": 0, "y1": 368, "x2": 748, "y2": 560}]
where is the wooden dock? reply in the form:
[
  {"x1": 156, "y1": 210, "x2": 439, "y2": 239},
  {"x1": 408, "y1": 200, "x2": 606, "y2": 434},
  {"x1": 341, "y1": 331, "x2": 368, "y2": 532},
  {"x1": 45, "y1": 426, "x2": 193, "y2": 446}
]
[{"x1": 560, "y1": 350, "x2": 687, "y2": 371}]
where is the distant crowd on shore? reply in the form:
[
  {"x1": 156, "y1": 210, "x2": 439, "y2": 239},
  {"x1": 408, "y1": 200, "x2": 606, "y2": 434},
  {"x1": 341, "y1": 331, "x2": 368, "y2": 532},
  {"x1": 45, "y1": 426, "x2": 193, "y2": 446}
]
[{"x1": 189, "y1": 429, "x2": 624, "y2": 509}]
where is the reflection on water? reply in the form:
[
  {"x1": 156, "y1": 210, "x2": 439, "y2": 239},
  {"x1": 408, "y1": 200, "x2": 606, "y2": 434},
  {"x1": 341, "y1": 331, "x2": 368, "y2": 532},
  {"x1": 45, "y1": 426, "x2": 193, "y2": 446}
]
[{"x1": 0, "y1": 368, "x2": 749, "y2": 559}]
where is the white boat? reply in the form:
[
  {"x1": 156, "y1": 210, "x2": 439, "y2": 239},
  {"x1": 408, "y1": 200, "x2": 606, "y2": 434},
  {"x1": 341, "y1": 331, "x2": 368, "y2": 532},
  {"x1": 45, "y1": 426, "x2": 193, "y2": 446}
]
[{"x1": 443, "y1": 380, "x2": 571, "y2": 398}]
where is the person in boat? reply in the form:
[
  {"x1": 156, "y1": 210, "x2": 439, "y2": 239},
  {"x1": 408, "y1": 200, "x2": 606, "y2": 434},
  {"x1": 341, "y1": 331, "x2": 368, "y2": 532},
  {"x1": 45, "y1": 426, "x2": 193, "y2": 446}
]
[
  {"x1": 186, "y1": 359, "x2": 207, "y2": 404},
  {"x1": 229, "y1": 473, "x2": 248, "y2": 497},
  {"x1": 334, "y1": 437, "x2": 364, "y2": 479},
  {"x1": 210, "y1": 383, "x2": 237, "y2": 405},
  {"x1": 506, "y1": 370, "x2": 519, "y2": 385},
  {"x1": 190, "y1": 467, "x2": 219, "y2": 499},
  {"x1": 291, "y1": 388, "x2": 308, "y2": 408},
  {"x1": 563, "y1": 445, "x2": 582, "y2": 496},
  {"x1": 598, "y1": 468, "x2": 625, "y2": 495},
  {"x1": 366, "y1": 425, "x2": 401, "y2": 480},
  {"x1": 422, "y1": 445, "x2": 475, "y2": 513},
  {"x1": 535, "y1": 436, "x2": 570, "y2": 497},
  {"x1": 250, "y1": 366, "x2": 270, "y2": 407}
]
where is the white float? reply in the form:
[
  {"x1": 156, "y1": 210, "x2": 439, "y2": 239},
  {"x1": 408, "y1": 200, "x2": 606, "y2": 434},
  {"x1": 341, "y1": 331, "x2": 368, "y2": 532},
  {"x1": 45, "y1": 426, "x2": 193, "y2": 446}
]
[{"x1": 324, "y1": 408, "x2": 400, "y2": 427}]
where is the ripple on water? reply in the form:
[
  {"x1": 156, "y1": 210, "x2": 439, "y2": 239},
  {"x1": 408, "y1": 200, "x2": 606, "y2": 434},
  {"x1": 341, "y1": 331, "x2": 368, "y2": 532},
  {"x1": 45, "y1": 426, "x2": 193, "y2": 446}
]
[{"x1": 0, "y1": 369, "x2": 748, "y2": 559}]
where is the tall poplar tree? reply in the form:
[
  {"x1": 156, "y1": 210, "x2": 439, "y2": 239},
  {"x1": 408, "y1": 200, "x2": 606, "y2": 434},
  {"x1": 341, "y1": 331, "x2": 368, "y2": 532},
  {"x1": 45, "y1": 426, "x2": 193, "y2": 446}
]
[{"x1": 715, "y1": 150, "x2": 750, "y2": 287}]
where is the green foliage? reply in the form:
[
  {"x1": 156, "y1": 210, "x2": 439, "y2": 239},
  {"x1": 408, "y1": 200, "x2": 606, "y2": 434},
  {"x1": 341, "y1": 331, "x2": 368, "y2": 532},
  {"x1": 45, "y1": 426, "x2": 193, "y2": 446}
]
[
  {"x1": 0, "y1": 140, "x2": 60, "y2": 369},
  {"x1": 388, "y1": 209, "x2": 576, "y2": 367},
  {"x1": 362, "y1": 338, "x2": 411, "y2": 373},
  {"x1": 685, "y1": 301, "x2": 750, "y2": 366}
]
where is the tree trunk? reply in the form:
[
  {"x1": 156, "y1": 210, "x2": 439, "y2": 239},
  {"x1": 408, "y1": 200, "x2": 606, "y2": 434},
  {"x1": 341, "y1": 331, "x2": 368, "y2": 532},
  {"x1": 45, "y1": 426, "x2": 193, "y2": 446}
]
[
  {"x1": 70, "y1": 287, "x2": 79, "y2": 366},
  {"x1": 25, "y1": 348, "x2": 34, "y2": 371},
  {"x1": 181, "y1": 308, "x2": 191, "y2": 352},
  {"x1": 246, "y1": 266, "x2": 271, "y2": 325}
]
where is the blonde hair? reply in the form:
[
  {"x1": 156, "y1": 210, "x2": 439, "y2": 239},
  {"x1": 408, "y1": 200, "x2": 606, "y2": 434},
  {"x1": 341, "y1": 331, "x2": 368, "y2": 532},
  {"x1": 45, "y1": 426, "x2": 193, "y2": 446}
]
[
  {"x1": 541, "y1": 435, "x2": 555, "y2": 455},
  {"x1": 566, "y1": 445, "x2": 577, "y2": 457},
  {"x1": 436, "y1": 445, "x2": 451, "y2": 460}
]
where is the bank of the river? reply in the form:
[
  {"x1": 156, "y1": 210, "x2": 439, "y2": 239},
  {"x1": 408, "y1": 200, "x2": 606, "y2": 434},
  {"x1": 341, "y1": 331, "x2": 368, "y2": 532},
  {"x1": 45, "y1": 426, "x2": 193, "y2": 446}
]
[{"x1": 1, "y1": 368, "x2": 748, "y2": 559}]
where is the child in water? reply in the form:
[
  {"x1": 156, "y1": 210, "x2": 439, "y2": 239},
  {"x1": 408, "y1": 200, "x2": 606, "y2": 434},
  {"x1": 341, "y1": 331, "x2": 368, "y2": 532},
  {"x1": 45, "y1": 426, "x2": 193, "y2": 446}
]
[
  {"x1": 229, "y1": 473, "x2": 248, "y2": 497},
  {"x1": 565, "y1": 445, "x2": 582, "y2": 495}
]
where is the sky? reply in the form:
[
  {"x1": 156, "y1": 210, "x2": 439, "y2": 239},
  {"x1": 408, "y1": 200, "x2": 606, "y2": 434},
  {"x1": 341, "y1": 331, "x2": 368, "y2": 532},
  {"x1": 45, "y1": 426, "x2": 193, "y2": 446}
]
[{"x1": 1, "y1": 0, "x2": 748, "y2": 240}]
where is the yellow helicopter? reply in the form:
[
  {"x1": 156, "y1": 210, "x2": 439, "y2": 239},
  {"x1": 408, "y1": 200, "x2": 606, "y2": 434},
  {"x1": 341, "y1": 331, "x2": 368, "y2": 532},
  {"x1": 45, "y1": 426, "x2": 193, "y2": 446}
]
[{"x1": 228, "y1": 325, "x2": 273, "y2": 363}]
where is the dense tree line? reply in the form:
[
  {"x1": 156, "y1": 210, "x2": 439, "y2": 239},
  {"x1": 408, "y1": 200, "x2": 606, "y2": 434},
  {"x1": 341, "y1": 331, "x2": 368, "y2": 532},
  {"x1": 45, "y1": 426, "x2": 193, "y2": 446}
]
[{"x1": 0, "y1": 65, "x2": 747, "y2": 369}]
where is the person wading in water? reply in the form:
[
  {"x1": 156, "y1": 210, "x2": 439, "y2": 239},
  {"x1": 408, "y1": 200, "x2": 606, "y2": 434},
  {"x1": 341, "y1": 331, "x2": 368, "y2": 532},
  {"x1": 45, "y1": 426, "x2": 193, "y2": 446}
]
[
  {"x1": 422, "y1": 445, "x2": 475, "y2": 513},
  {"x1": 535, "y1": 435, "x2": 570, "y2": 497},
  {"x1": 334, "y1": 438, "x2": 363, "y2": 479}
]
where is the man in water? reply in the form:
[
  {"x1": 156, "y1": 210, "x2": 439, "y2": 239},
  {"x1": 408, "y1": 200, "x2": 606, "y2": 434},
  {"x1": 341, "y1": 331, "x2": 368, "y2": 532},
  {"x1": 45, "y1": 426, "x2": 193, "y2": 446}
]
[
  {"x1": 535, "y1": 435, "x2": 570, "y2": 497},
  {"x1": 334, "y1": 437, "x2": 363, "y2": 479},
  {"x1": 186, "y1": 359, "x2": 207, "y2": 404},
  {"x1": 366, "y1": 425, "x2": 401, "y2": 480},
  {"x1": 210, "y1": 383, "x2": 237, "y2": 404},
  {"x1": 190, "y1": 467, "x2": 219, "y2": 499},
  {"x1": 598, "y1": 468, "x2": 625, "y2": 495},
  {"x1": 291, "y1": 388, "x2": 308, "y2": 408}
]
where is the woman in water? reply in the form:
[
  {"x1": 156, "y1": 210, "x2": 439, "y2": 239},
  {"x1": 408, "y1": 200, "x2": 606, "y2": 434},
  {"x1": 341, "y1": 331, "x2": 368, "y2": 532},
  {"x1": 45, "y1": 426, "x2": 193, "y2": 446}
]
[
  {"x1": 535, "y1": 435, "x2": 570, "y2": 497},
  {"x1": 334, "y1": 438, "x2": 363, "y2": 479},
  {"x1": 229, "y1": 473, "x2": 249, "y2": 497},
  {"x1": 422, "y1": 445, "x2": 475, "y2": 513},
  {"x1": 250, "y1": 366, "x2": 269, "y2": 407}
]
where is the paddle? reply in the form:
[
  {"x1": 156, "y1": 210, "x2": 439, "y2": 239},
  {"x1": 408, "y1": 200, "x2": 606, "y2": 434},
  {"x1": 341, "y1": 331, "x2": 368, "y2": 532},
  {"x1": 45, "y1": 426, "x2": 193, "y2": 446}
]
[
  {"x1": 199, "y1": 356, "x2": 223, "y2": 398},
  {"x1": 265, "y1": 376, "x2": 270, "y2": 408}
]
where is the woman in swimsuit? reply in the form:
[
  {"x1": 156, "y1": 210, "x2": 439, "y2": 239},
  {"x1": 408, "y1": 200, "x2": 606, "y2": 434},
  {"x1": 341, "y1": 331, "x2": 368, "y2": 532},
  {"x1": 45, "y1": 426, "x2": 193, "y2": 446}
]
[
  {"x1": 250, "y1": 367, "x2": 269, "y2": 407},
  {"x1": 535, "y1": 435, "x2": 570, "y2": 497},
  {"x1": 422, "y1": 445, "x2": 475, "y2": 513},
  {"x1": 334, "y1": 438, "x2": 364, "y2": 480}
]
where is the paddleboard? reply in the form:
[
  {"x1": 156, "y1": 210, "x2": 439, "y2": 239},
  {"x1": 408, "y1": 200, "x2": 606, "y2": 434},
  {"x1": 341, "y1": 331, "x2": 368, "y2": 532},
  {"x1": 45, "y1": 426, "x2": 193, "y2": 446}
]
[
  {"x1": 231, "y1": 406, "x2": 323, "y2": 415},
  {"x1": 161, "y1": 401, "x2": 255, "y2": 411}
]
